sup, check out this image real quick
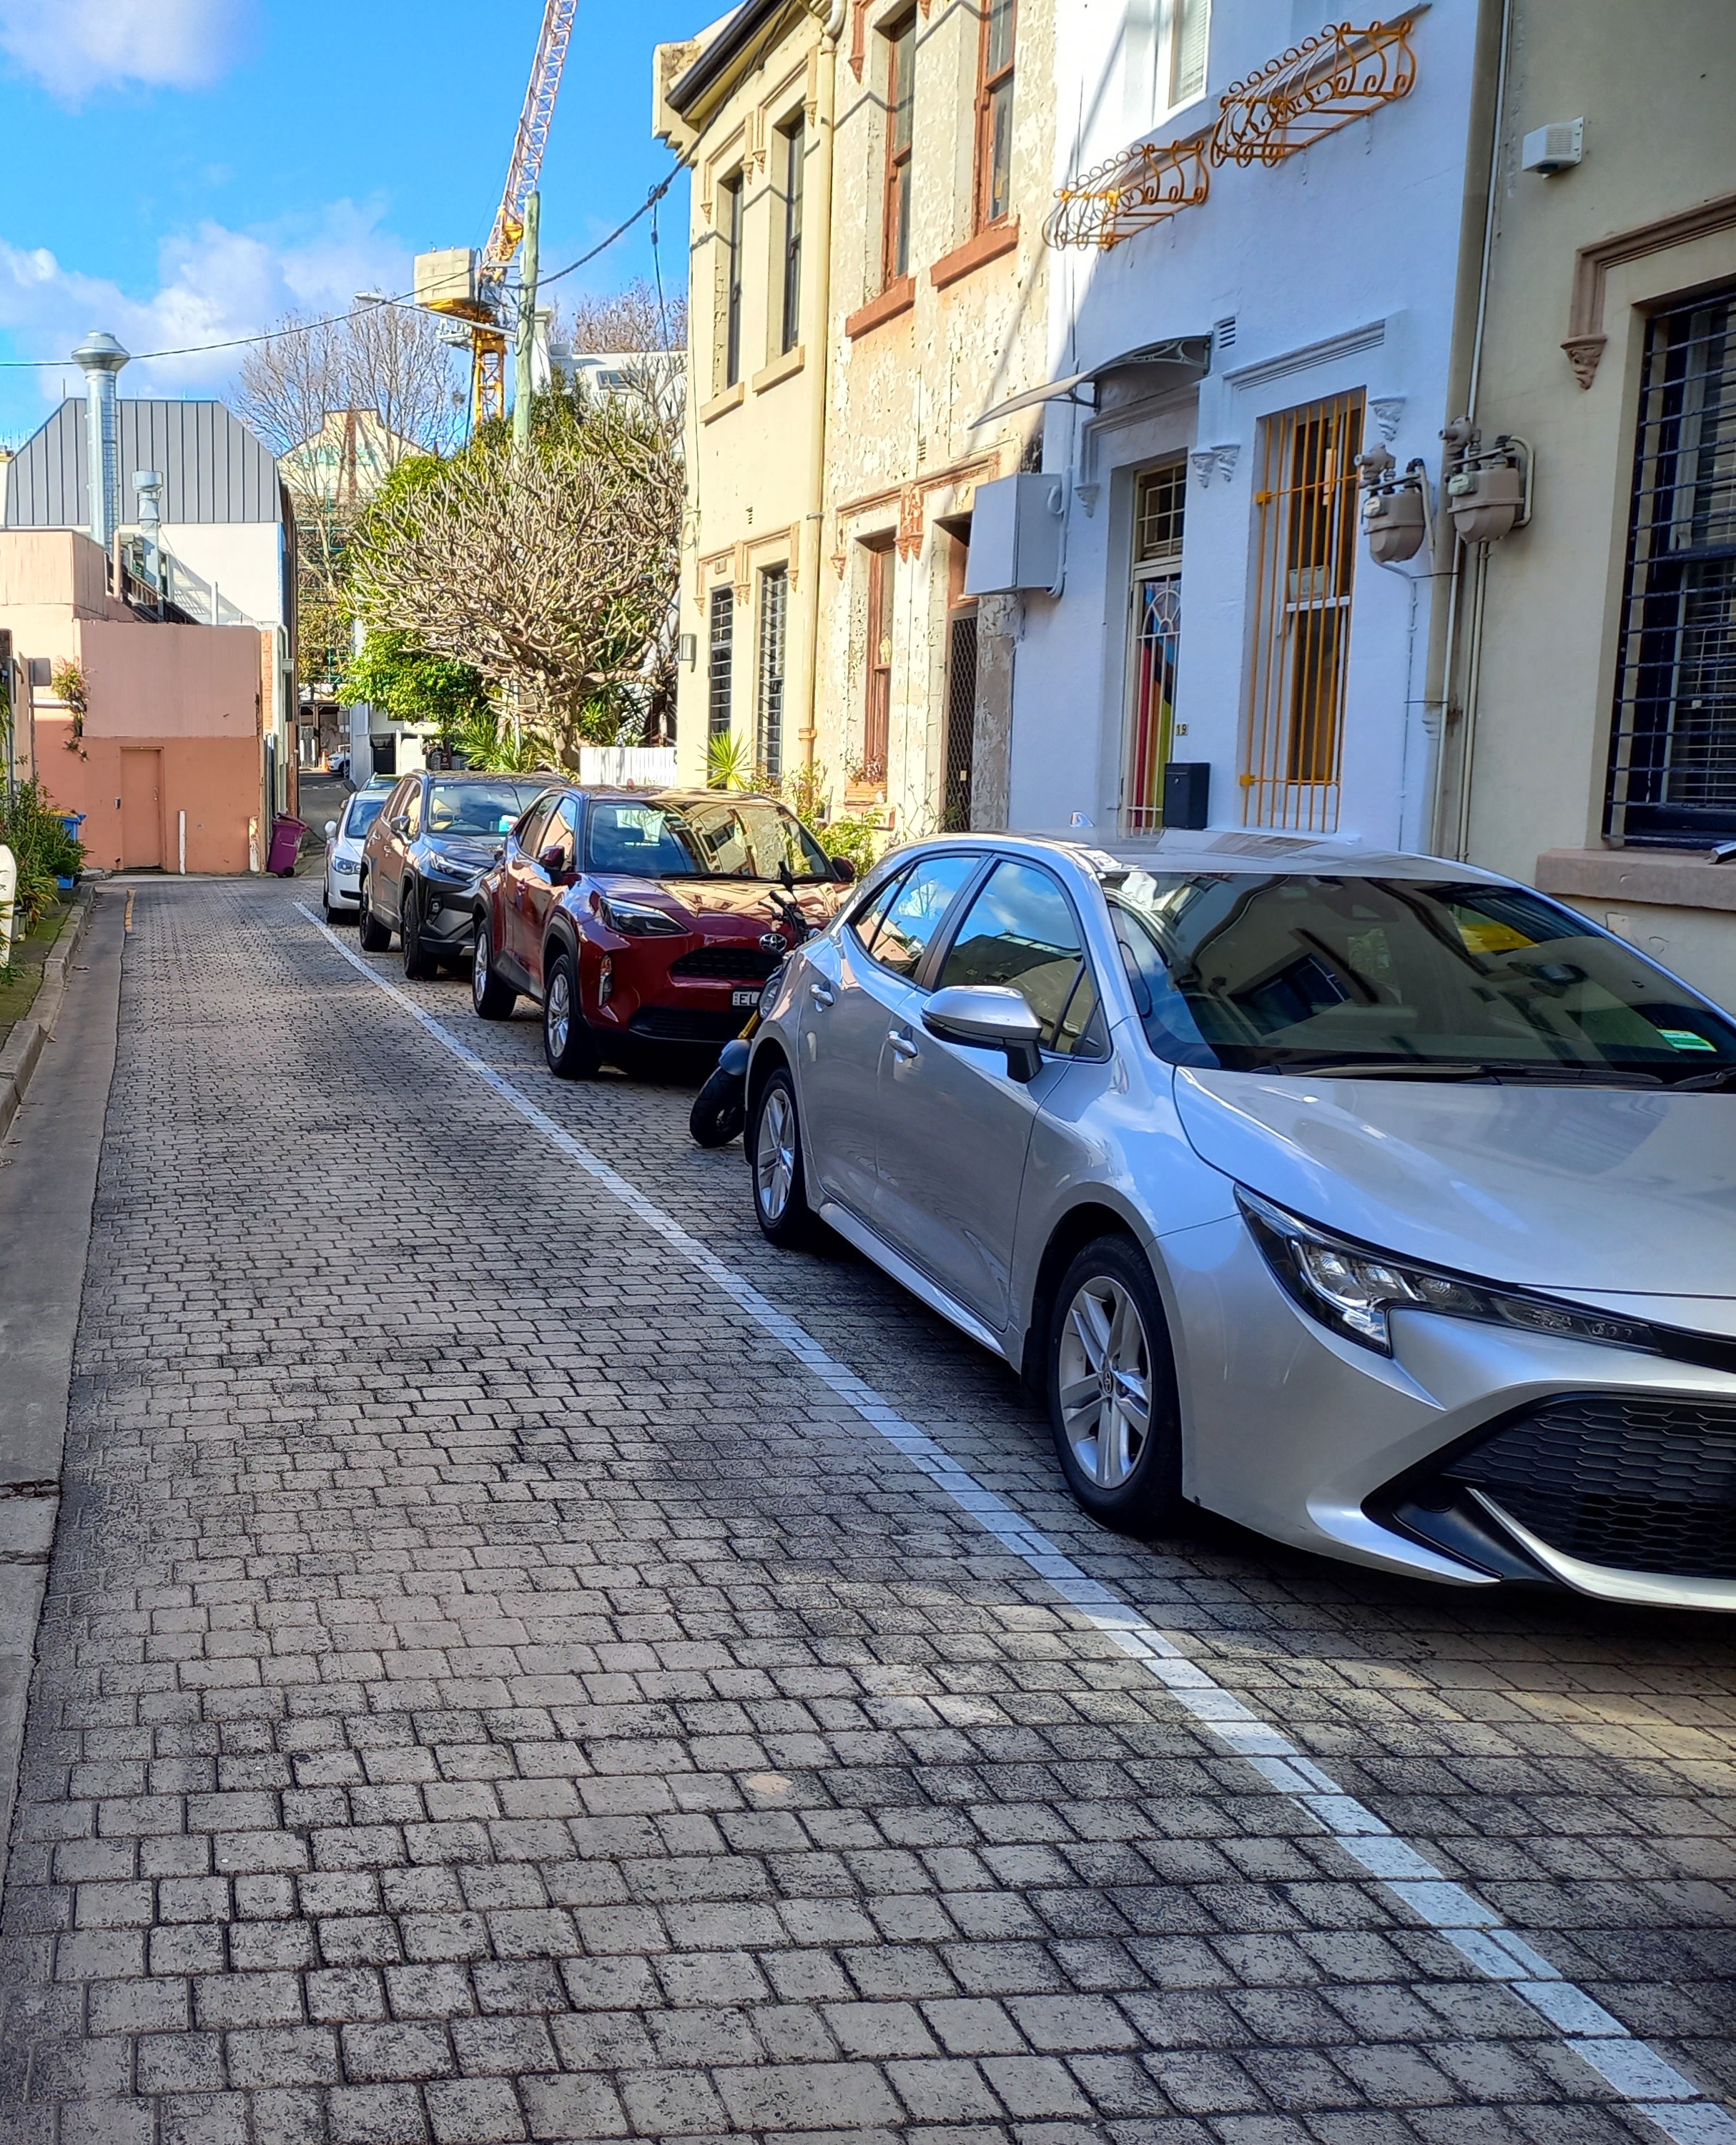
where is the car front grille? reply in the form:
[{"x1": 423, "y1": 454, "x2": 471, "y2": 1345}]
[
  {"x1": 667, "y1": 945, "x2": 782, "y2": 981},
  {"x1": 627, "y1": 1007, "x2": 746, "y2": 1043},
  {"x1": 1440, "y1": 1393, "x2": 1736, "y2": 1579}
]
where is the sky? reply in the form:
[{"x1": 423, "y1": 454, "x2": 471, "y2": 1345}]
[{"x1": 0, "y1": 0, "x2": 699, "y2": 442}]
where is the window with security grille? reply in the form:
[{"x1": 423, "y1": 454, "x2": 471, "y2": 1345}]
[
  {"x1": 1607, "y1": 288, "x2": 1736, "y2": 846},
  {"x1": 1242, "y1": 391, "x2": 1363, "y2": 833},
  {"x1": 708, "y1": 586, "x2": 734, "y2": 742},
  {"x1": 756, "y1": 566, "x2": 787, "y2": 780},
  {"x1": 1123, "y1": 464, "x2": 1185, "y2": 832}
]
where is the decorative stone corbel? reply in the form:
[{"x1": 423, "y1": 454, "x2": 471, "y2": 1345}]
[
  {"x1": 1562, "y1": 334, "x2": 1607, "y2": 391},
  {"x1": 1190, "y1": 443, "x2": 1239, "y2": 488},
  {"x1": 1370, "y1": 397, "x2": 1406, "y2": 443},
  {"x1": 896, "y1": 484, "x2": 924, "y2": 561}
]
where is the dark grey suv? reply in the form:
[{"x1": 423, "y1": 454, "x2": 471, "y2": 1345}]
[{"x1": 358, "y1": 770, "x2": 553, "y2": 978}]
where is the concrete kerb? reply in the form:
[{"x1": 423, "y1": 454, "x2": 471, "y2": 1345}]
[{"x1": 0, "y1": 884, "x2": 99, "y2": 1145}]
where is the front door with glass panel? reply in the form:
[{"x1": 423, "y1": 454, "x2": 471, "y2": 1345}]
[{"x1": 1123, "y1": 465, "x2": 1185, "y2": 833}]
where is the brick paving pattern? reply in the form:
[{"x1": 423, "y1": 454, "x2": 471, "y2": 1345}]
[{"x1": 0, "y1": 877, "x2": 1731, "y2": 2144}]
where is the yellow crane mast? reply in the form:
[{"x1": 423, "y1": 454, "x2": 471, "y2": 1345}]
[{"x1": 415, "y1": 0, "x2": 578, "y2": 430}]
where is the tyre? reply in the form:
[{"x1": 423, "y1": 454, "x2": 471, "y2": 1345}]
[
  {"x1": 749, "y1": 1067, "x2": 814, "y2": 1248},
  {"x1": 471, "y1": 915, "x2": 517, "y2": 1020},
  {"x1": 400, "y1": 885, "x2": 437, "y2": 980},
  {"x1": 542, "y1": 949, "x2": 600, "y2": 1078},
  {"x1": 1047, "y1": 1235, "x2": 1181, "y2": 1534},
  {"x1": 689, "y1": 1053, "x2": 748, "y2": 1147},
  {"x1": 357, "y1": 879, "x2": 391, "y2": 951}
]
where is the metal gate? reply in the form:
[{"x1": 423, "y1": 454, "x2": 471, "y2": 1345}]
[{"x1": 943, "y1": 611, "x2": 978, "y2": 830}]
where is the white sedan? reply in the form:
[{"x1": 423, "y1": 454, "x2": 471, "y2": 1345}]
[{"x1": 322, "y1": 789, "x2": 387, "y2": 922}]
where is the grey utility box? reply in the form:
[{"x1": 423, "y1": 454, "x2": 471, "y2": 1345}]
[{"x1": 965, "y1": 473, "x2": 1063, "y2": 596}]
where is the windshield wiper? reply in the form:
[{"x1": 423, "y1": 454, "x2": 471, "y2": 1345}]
[
  {"x1": 1272, "y1": 1058, "x2": 1665, "y2": 1085},
  {"x1": 1670, "y1": 1062, "x2": 1736, "y2": 1091}
]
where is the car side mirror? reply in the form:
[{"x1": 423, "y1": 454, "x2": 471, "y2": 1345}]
[
  {"x1": 493, "y1": 843, "x2": 505, "y2": 864},
  {"x1": 829, "y1": 854, "x2": 858, "y2": 886},
  {"x1": 922, "y1": 985, "x2": 1045, "y2": 1083},
  {"x1": 538, "y1": 844, "x2": 571, "y2": 881},
  {"x1": 390, "y1": 813, "x2": 410, "y2": 834},
  {"x1": 324, "y1": 820, "x2": 337, "y2": 839}
]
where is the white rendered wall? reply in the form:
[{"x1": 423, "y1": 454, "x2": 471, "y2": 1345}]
[
  {"x1": 159, "y1": 522, "x2": 285, "y2": 629},
  {"x1": 1009, "y1": 0, "x2": 1482, "y2": 851}
]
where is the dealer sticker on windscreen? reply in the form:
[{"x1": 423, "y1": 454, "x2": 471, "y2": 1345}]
[{"x1": 731, "y1": 990, "x2": 759, "y2": 1008}]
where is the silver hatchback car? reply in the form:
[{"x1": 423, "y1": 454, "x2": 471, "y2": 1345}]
[{"x1": 744, "y1": 830, "x2": 1736, "y2": 1611}]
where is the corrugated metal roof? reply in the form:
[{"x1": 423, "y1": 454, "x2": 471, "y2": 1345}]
[{"x1": 2, "y1": 399, "x2": 282, "y2": 528}]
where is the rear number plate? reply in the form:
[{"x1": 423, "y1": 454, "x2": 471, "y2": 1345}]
[{"x1": 731, "y1": 989, "x2": 759, "y2": 1008}]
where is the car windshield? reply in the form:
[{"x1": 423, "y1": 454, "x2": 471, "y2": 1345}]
[
  {"x1": 427, "y1": 782, "x2": 548, "y2": 837},
  {"x1": 1107, "y1": 871, "x2": 1736, "y2": 1084},
  {"x1": 585, "y1": 799, "x2": 832, "y2": 880},
  {"x1": 342, "y1": 793, "x2": 385, "y2": 838}
]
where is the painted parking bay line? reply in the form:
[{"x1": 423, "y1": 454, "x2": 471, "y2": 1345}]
[{"x1": 296, "y1": 904, "x2": 1736, "y2": 2145}]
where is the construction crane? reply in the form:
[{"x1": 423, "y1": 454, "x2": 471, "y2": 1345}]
[{"x1": 415, "y1": 0, "x2": 578, "y2": 430}]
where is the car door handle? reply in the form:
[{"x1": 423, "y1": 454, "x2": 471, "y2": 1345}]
[
  {"x1": 887, "y1": 1030, "x2": 919, "y2": 1060},
  {"x1": 809, "y1": 982, "x2": 836, "y2": 1008}
]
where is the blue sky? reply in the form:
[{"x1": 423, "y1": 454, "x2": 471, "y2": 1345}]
[{"x1": 0, "y1": 0, "x2": 699, "y2": 440}]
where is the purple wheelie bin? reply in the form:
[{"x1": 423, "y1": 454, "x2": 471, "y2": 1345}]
[{"x1": 267, "y1": 815, "x2": 308, "y2": 877}]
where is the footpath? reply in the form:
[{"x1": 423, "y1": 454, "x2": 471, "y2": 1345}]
[{"x1": 0, "y1": 887, "x2": 122, "y2": 1900}]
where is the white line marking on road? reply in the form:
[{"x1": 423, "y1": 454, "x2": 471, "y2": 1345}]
[{"x1": 296, "y1": 904, "x2": 1735, "y2": 2143}]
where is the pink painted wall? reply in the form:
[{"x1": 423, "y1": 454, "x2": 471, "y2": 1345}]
[
  {"x1": 38, "y1": 722, "x2": 263, "y2": 874},
  {"x1": 78, "y1": 618, "x2": 262, "y2": 739}
]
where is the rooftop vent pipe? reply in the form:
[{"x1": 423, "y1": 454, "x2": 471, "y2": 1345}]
[{"x1": 71, "y1": 330, "x2": 129, "y2": 554}]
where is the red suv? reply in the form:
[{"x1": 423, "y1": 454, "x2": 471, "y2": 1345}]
[{"x1": 470, "y1": 786, "x2": 855, "y2": 1076}]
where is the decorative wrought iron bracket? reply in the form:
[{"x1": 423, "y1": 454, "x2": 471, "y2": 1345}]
[
  {"x1": 1212, "y1": 18, "x2": 1418, "y2": 169},
  {"x1": 1043, "y1": 135, "x2": 1211, "y2": 252}
]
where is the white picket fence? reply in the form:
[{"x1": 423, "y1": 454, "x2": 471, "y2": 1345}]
[{"x1": 577, "y1": 746, "x2": 679, "y2": 789}]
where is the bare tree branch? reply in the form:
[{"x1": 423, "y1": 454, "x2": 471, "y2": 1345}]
[{"x1": 349, "y1": 397, "x2": 681, "y2": 761}]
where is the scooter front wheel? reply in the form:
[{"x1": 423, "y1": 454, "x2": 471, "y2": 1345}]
[{"x1": 689, "y1": 1064, "x2": 748, "y2": 1148}]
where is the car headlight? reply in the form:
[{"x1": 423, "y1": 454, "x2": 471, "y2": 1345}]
[
  {"x1": 1236, "y1": 1187, "x2": 1658, "y2": 1358},
  {"x1": 423, "y1": 863, "x2": 480, "y2": 891},
  {"x1": 601, "y1": 897, "x2": 685, "y2": 937}
]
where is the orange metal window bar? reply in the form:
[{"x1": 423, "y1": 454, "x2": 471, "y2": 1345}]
[{"x1": 1242, "y1": 391, "x2": 1364, "y2": 834}]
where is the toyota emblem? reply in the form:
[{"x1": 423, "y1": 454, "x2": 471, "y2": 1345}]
[{"x1": 759, "y1": 931, "x2": 786, "y2": 953}]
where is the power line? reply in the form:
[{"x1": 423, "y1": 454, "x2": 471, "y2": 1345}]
[{"x1": 0, "y1": 169, "x2": 681, "y2": 370}]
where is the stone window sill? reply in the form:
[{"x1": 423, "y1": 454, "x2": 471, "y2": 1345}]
[
  {"x1": 753, "y1": 345, "x2": 805, "y2": 393},
  {"x1": 700, "y1": 381, "x2": 745, "y2": 425},
  {"x1": 931, "y1": 218, "x2": 1020, "y2": 291},
  {"x1": 844, "y1": 276, "x2": 915, "y2": 342},
  {"x1": 1536, "y1": 846, "x2": 1736, "y2": 917}
]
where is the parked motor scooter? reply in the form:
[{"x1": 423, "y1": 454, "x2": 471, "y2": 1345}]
[{"x1": 689, "y1": 870, "x2": 817, "y2": 1148}]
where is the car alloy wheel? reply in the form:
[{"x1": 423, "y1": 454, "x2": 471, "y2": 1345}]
[
  {"x1": 748, "y1": 1067, "x2": 812, "y2": 1248},
  {"x1": 546, "y1": 962, "x2": 572, "y2": 1057},
  {"x1": 472, "y1": 917, "x2": 517, "y2": 1020},
  {"x1": 1057, "y1": 1275, "x2": 1151, "y2": 1490},
  {"x1": 1045, "y1": 1236, "x2": 1180, "y2": 1534},
  {"x1": 541, "y1": 949, "x2": 599, "y2": 1078},
  {"x1": 754, "y1": 1082, "x2": 797, "y2": 1223}
]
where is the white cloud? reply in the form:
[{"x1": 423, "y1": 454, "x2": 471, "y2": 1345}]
[
  {"x1": 0, "y1": 202, "x2": 413, "y2": 420},
  {"x1": 0, "y1": 0, "x2": 253, "y2": 101}
]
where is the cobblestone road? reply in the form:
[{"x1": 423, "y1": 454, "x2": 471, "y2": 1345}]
[{"x1": 1, "y1": 876, "x2": 1732, "y2": 2145}]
